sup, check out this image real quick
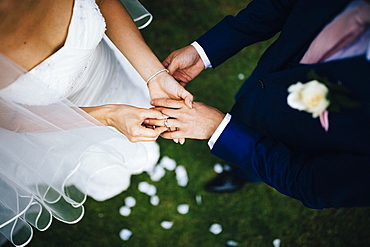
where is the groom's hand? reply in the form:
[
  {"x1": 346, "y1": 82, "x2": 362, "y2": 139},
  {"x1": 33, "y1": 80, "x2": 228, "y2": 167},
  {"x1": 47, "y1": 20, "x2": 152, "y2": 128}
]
[
  {"x1": 148, "y1": 98, "x2": 225, "y2": 140},
  {"x1": 162, "y1": 45, "x2": 205, "y2": 87}
]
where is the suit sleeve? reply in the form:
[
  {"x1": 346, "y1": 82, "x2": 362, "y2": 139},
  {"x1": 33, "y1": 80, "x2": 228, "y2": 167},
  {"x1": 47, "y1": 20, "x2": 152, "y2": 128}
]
[
  {"x1": 196, "y1": 0, "x2": 297, "y2": 67},
  {"x1": 211, "y1": 117, "x2": 370, "y2": 209}
]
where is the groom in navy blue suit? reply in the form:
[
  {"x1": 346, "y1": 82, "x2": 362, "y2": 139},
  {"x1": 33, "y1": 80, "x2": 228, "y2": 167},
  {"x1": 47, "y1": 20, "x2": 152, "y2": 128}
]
[{"x1": 150, "y1": 0, "x2": 370, "y2": 209}]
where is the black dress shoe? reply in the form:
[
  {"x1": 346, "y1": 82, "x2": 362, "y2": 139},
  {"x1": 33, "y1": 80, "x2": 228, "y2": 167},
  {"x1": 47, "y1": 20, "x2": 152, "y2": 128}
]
[{"x1": 204, "y1": 170, "x2": 246, "y2": 193}]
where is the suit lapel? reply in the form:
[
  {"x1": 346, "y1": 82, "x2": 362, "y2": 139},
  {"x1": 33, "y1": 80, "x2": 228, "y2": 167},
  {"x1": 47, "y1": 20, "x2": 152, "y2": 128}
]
[{"x1": 267, "y1": 0, "x2": 351, "y2": 71}]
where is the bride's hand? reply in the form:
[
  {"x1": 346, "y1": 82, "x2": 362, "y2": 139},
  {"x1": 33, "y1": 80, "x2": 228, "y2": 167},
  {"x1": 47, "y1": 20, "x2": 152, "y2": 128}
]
[
  {"x1": 81, "y1": 105, "x2": 168, "y2": 142},
  {"x1": 147, "y1": 71, "x2": 193, "y2": 109},
  {"x1": 148, "y1": 72, "x2": 192, "y2": 145}
]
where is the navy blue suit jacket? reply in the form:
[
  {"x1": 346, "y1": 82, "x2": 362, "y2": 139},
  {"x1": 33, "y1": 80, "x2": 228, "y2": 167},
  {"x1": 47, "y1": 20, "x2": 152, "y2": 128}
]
[{"x1": 196, "y1": 0, "x2": 370, "y2": 208}]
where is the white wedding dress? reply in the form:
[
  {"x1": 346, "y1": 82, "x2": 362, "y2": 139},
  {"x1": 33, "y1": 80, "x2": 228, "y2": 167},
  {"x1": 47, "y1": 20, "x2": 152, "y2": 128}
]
[{"x1": 0, "y1": 0, "x2": 158, "y2": 246}]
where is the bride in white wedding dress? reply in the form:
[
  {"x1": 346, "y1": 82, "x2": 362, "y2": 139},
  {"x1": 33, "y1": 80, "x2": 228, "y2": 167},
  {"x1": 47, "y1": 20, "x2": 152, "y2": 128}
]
[{"x1": 0, "y1": 0, "x2": 192, "y2": 246}]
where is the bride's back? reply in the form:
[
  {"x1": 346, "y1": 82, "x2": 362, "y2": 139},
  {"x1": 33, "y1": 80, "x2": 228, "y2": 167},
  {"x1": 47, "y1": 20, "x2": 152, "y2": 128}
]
[{"x1": 0, "y1": 0, "x2": 74, "y2": 70}]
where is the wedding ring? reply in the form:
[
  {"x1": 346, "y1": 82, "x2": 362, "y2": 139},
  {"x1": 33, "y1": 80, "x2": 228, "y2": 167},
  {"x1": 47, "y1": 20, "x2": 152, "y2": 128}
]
[{"x1": 164, "y1": 118, "x2": 169, "y2": 128}]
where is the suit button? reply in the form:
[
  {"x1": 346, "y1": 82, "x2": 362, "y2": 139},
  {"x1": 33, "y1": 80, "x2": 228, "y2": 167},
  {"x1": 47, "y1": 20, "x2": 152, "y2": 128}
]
[{"x1": 258, "y1": 79, "x2": 265, "y2": 88}]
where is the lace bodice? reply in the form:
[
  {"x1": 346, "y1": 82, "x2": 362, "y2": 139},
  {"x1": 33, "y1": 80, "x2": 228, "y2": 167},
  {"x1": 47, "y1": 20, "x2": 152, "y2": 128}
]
[{"x1": 30, "y1": 0, "x2": 106, "y2": 101}]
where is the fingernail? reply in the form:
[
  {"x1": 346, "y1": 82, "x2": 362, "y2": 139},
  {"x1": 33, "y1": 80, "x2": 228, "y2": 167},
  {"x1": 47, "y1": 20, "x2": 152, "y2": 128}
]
[
  {"x1": 180, "y1": 139, "x2": 185, "y2": 145},
  {"x1": 150, "y1": 100, "x2": 154, "y2": 105},
  {"x1": 144, "y1": 119, "x2": 149, "y2": 124},
  {"x1": 187, "y1": 98, "x2": 193, "y2": 108},
  {"x1": 173, "y1": 139, "x2": 179, "y2": 143}
]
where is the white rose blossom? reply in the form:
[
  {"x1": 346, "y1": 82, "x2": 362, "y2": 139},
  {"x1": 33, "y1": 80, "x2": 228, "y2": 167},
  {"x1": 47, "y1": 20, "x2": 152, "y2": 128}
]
[{"x1": 287, "y1": 80, "x2": 330, "y2": 118}]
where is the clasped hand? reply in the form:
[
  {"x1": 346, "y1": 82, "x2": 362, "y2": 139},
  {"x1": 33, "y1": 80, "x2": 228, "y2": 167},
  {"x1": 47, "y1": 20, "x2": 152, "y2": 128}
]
[
  {"x1": 125, "y1": 45, "x2": 223, "y2": 142},
  {"x1": 145, "y1": 98, "x2": 225, "y2": 140},
  {"x1": 144, "y1": 45, "x2": 225, "y2": 141}
]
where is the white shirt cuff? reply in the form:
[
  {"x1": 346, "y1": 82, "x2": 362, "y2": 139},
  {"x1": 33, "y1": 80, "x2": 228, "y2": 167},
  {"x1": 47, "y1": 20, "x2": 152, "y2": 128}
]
[
  {"x1": 191, "y1": 41, "x2": 212, "y2": 68},
  {"x1": 208, "y1": 113, "x2": 232, "y2": 149}
]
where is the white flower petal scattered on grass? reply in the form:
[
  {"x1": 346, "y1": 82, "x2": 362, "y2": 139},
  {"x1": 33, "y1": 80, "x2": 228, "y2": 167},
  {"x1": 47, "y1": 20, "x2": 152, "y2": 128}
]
[
  {"x1": 159, "y1": 156, "x2": 177, "y2": 171},
  {"x1": 175, "y1": 165, "x2": 188, "y2": 187},
  {"x1": 150, "y1": 165, "x2": 166, "y2": 182},
  {"x1": 273, "y1": 239, "x2": 281, "y2": 247},
  {"x1": 150, "y1": 195, "x2": 160, "y2": 206},
  {"x1": 138, "y1": 182, "x2": 156, "y2": 196},
  {"x1": 196, "y1": 195, "x2": 202, "y2": 205},
  {"x1": 227, "y1": 240, "x2": 239, "y2": 246},
  {"x1": 124, "y1": 196, "x2": 136, "y2": 208},
  {"x1": 119, "y1": 206, "x2": 131, "y2": 217},
  {"x1": 177, "y1": 204, "x2": 189, "y2": 215},
  {"x1": 138, "y1": 181, "x2": 150, "y2": 194},
  {"x1": 146, "y1": 184, "x2": 157, "y2": 196},
  {"x1": 119, "y1": 229, "x2": 132, "y2": 241},
  {"x1": 209, "y1": 223, "x2": 222, "y2": 235},
  {"x1": 238, "y1": 73, "x2": 245, "y2": 80},
  {"x1": 160, "y1": 221, "x2": 173, "y2": 229},
  {"x1": 213, "y1": 163, "x2": 223, "y2": 173}
]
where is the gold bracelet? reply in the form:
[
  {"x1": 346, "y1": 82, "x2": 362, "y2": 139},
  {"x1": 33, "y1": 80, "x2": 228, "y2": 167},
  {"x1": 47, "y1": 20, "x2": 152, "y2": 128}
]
[{"x1": 146, "y1": 69, "x2": 169, "y2": 83}]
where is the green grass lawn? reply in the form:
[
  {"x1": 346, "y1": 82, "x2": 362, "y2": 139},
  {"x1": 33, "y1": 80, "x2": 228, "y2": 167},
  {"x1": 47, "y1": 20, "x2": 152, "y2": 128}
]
[{"x1": 6, "y1": 0, "x2": 370, "y2": 246}]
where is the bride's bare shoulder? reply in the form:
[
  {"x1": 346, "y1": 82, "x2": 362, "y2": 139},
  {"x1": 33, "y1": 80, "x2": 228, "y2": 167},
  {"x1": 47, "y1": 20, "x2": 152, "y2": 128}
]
[
  {"x1": 0, "y1": 0, "x2": 44, "y2": 14},
  {"x1": 0, "y1": 0, "x2": 74, "y2": 70},
  {"x1": 0, "y1": 0, "x2": 15, "y2": 10},
  {"x1": 0, "y1": 0, "x2": 23, "y2": 17}
]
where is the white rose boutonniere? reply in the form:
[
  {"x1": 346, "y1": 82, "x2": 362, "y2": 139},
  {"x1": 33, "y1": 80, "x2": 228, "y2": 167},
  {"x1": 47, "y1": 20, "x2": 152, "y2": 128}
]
[
  {"x1": 287, "y1": 80, "x2": 329, "y2": 118},
  {"x1": 287, "y1": 73, "x2": 360, "y2": 132}
]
